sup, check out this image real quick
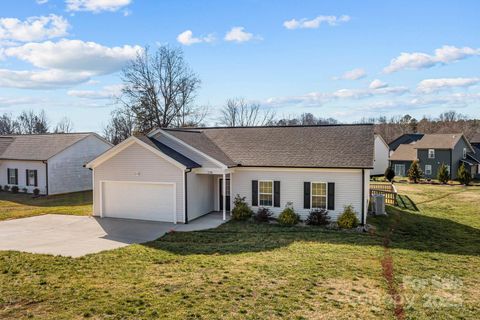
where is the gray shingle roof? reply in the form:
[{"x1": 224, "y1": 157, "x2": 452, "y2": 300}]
[
  {"x1": 389, "y1": 143, "x2": 417, "y2": 161},
  {"x1": 470, "y1": 132, "x2": 480, "y2": 144},
  {"x1": 0, "y1": 133, "x2": 94, "y2": 161},
  {"x1": 136, "y1": 135, "x2": 200, "y2": 169},
  {"x1": 413, "y1": 133, "x2": 465, "y2": 150},
  {"x1": 161, "y1": 124, "x2": 374, "y2": 168}
]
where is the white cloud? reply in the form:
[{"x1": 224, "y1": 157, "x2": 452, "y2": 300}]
[
  {"x1": 0, "y1": 96, "x2": 40, "y2": 107},
  {"x1": 417, "y1": 77, "x2": 480, "y2": 93},
  {"x1": 224, "y1": 27, "x2": 259, "y2": 43},
  {"x1": 0, "y1": 68, "x2": 91, "y2": 89},
  {"x1": 384, "y1": 45, "x2": 480, "y2": 73},
  {"x1": 0, "y1": 14, "x2": 69, "y2": 42},
  {"x1": 283, "y1": 15, "x2": 350, "y2": 30},
  {"x1": 334, "y1": 68, "x2": 366, "y2": 80},
  {"x1": 369, "y1": 79, "x2": 388, "y2": 89},
  {"x1": 176, "y1": 30, "x2": 215, "y2": 46},
  {"x1": 66, "y1": 0, "x2": 131, "y2": 13},
  {"x1": 4, "y1": 39, "x2": 142, "y2": 75},
  {"x1": 67, "y1": 84, "x2": 124, "y2": 99},
  {"x1": 36, "y1": 0, "x2": 49, "y2": 4}
]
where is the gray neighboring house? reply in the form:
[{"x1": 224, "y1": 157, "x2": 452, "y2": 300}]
[
  {"x1": 0, "y1": 133, "x2": 112, "y2": 195},
  {"x1": 86, "y1": 125, "x2": 374, "y2": 225},
  {"x1": 389, "y1": 133, "x2": 479, "y2": 179}
]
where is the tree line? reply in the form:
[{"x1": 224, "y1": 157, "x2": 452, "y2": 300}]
[{"x1": 0, "y1": 110, "x2": 74, "y2": 135}]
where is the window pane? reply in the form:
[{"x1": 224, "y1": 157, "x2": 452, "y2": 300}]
[
  {"x1": 259, "y1": 181, "x2": 272, "y2": 193},
  {"x1": 312, "y1": 196, "x2": 326, "y2": 209},
  {"x1": 312, "y1": 183, "x2": 326, "y2": 196},
  {"x1": 259, "y1": 194, "x2": 272, "y2": 206}
]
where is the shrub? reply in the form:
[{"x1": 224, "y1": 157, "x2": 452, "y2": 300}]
[
  {"x1": 384, "y1": 167, "x2": 395, "y2": 182},
  {"x1": 254, "y1": 207, "x2": 273, "y2": 222},
  {"x1": 231, "y1": 194, "x2": 253, "y2": 220},
  {"x1": 408, "y1": 160, "x2": 423, "y2": 183},
  {"x1": 437, "y1": 163, "x2": 449, "y2": 184},
  {"x1": 33, "y1": 188, "x2": 40, "y2": 196},
  {"x1": 3, "y1": 185, "x2": 10, "y2": 192},
  {"x1": 457, "y1": 163, "x2": 472, "y2": 186},
  {"x1": 337, "y1": 205, "x2": 359, "y2": 229},
  {"x1": 0, "y1": 185, "x2": 2, "y2": 191},
  {"x1": 278, "y1": 207, "x2": 300, "y2": 226},
  {"x1": 305, "y1": 208, "x2": 330, "y2": 226},
  {"x1": 11, "y1": 186, "x2": 19, "y2": 194},
  {"x1": 22, "y1": 187, "x2": 28, "y2": 193}
]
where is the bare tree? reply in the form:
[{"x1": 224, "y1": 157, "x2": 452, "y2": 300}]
[
  {"x1": 120, "y1": 46, "x2": 203, "y2": 133},
  {"x1": 218, "y1": 98, "x2": 275, "y2": 127},
  {"x1": 103, "y1": 107, "x2": 136, "y2": 145},
  {"x1": 0, "y1": 113, "x2": 20, "y2": 134},
  {"x1": 17, "y1": 110, "x2": 49, "y2": 134},
  {"x1": 54, "y1": 117, "x2": 74, "y2": 133}
]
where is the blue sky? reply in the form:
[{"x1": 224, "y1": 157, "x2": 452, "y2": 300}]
[{"x1": 0, "y1": 0, "x2": 479, "y2": 132}]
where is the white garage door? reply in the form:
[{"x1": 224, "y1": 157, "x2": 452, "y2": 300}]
[{"x1": 102, "y1": 181, "x2": 175, "y2": 222}]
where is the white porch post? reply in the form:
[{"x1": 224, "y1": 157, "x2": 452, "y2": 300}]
[{"x1": 222, "y1": 172, "x2": 226, "y2": 220}]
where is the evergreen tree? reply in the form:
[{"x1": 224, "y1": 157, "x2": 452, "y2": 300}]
[
  {"x1": 437, "y1": 163, "x2": 449, "y2": 184},
  {"x1": 385, "y1": 167, "x2": 395, "y2": 182},
  {"x1": 457, "y1": 163, "x2": 472, "y2": 186},
  {"x1": 408, "y1": 160, "x2": 423, "y2": 183}
]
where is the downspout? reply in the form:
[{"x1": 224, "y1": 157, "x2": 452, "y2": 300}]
[
  {"x1": 361, "y1": 169, "x2": 365, "y2": 226},
  {"x1": 42, "y1": 160, "x2": 49, "y2": 196},
  {"x1": 184, "y1": 169, "x2": 191, "y2": 224}
]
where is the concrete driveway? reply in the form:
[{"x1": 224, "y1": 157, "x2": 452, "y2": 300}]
[{"x1": 0, "y1": 212, "x2": 228, "y2": 257}]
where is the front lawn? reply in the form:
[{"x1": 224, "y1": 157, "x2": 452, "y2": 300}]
[
  {"x1": 0, "y1": 191, "x2": 92, "y2": 221},
  {"x1": 0, "y1": 184, "x2": 479, "y2": 319}
]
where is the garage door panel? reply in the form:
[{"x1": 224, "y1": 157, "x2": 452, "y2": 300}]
[{"x1": 102, "y1": 181, "x2": 175, "y2": 222}]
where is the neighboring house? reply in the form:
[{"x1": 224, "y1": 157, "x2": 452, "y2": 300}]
[
  {"x1": 471, "y1": 132, "x2": 480, "y2": 149},
  {"x1": 86, "y1": 125, "x2": 374, "y2": 225},
  {"x1": 0, "y1": 133, "x2": 112, "y2": 195},
  {"x1": 388, "y1": 133, "x2": 424, "y2": 153},
  {"x1": 389, "y1": 133, "x2": 479, "y2": 179},
  {"x1": 372, "y1": 134, "x2": 389, "y2": 176}
]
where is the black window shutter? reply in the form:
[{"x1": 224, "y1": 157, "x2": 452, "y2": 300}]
[
  {"x1": 14, "y1": 169, "x2": 18, "y2": 185},
  {"x1": 327, "y1": 182, "x2": 335, "y2": 210},
  {"x1": 273, "y1": 181, "x2": 280, "y2": 207},
  {"x1": 34, "y1": 170, "x2": 38, "y2": 187},
  {"x1": 7, "y1": 169, "x2": 10, "y2": 184},
  {"x1": 26, "y1": 170, "x2": 29, "y2": 186},
  {"x1": 252, "y1": 180, "x2": 258, "y2": 206},
  {"x1": 304, "y1": 182, "x2": 311, "y2": 209}
]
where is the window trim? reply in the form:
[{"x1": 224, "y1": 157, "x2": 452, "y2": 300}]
[
  {"x1": 26, "y1": 169, "x2": 37, "y2": 187},
  {"x1": 425, "y1": 165, "x2": 432, "y2": 175},
  {"x1": 258, "y1": 180, "x2": 274, "y2": 207},
  {"x1": 310, "y1": 181, "x2": 328, "y2": 210},
  {"x1": 394, "y1": 164, "x2": 405, "y2": 176},
  {"x1": 428, "y1": 149, "x2": 435, "y2": 159},
  {"x1": 463, "y1": 148, "x2": 467, "y2": 159},
  {"x1": 7, "y1": 168, "x2": 17, "y2": 185}
]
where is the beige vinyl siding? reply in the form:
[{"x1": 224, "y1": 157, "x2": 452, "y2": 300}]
[
  {"x1": 0, "y1": 160, "x2": 46, "y2": 194},
  {"x1": 156, "y1": 133, "x2": 221, "y2": 168},
  {"x1": 93, "y1": 142, "x2": 185, "y2": 222},
  {"x1": 186, "y1": 173, "x2": 214, "y2": 220},
  {"x1": 232, "y1": 168, "x2": 364, "y2": 221}
]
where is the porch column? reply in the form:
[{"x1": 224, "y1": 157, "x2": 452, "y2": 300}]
[{"x1": 222, "y1": 172, "x2": 226, "y2": 220}]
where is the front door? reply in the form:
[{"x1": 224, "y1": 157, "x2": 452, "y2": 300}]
[{"x1": 219, "y1": 178, "x2": 230, "y2": 211}]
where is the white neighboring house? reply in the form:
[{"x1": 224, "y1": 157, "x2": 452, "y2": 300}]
[
  {"x1": 372, "y1": 134, "x2": 389, "y2": 176},
  {"x1": 0, "y1": 133, "x2": 112, "y2": 195},
  {"x1": 86, "y1": 125, "x2": 374, "y2": 225}
]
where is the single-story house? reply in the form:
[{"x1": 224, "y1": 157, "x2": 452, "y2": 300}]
[
  {"x1": 372, "y1": 134, "x2": 389, "y2": 176},
  {"x1": 86, "y1": 125, "x2": 373, "y2": 225},
  {"x1": 389, "y1": 133, "x2": 479, "y2": 179},
  {"x1": 0, "y1": 133, "x2": 112, "y2": 195}
]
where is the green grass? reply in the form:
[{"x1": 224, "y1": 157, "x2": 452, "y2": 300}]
[
  {"x1": 0, "y1": 191, "x2": 92, "y2": 221},
  {"x1": 0, "y1": 184, "x2": 479, "y2": 319}
]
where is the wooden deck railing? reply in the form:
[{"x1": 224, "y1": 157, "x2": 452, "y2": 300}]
[{"x1": 369, "y1": 183, "x2": 398, "y2": 205}]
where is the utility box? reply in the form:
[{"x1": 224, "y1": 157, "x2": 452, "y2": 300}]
[{"x1": 372, "y1": 194, "x2": 386, "y2": 216}]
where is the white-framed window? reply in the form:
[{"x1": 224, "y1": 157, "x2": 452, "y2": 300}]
[
  {"x1": 27, "y1": 170, "x2": 37, "y2": 187},
  {"x1": 311, "y1": 182, "x2": 327, "y2": 209},
  {"x1": 463, "y1": 148, "x2": 467, "y2": 159},
  {"x1": 258, "y1": 180, "x2": 273, "y2": 207},
  {"x1": 7, "y1": 168, "x2": 17, "y2": 185},
  {"x1": 394, "y1": 164, "x2": 405, "y2": 176},
  {"x1": 425, "y1": 165, "x2": 432, "y2": 175},
  {"x1": 428, "y1": 149, "x2": 435, "y2": 159},
  {"x1": 446, "y1": 165, "x2": 450, "y2": 174}
]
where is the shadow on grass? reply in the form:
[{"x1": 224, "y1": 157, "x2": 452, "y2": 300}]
[
  {"x1": 0, "y1": 191, "x2": 92, "y2": 208},
  {"x1": 144, "y1": 208, "x2": 480, "y2": 257},
  {"x1": 396, "y1": 194, "x2": 419, "y2": 211}
]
